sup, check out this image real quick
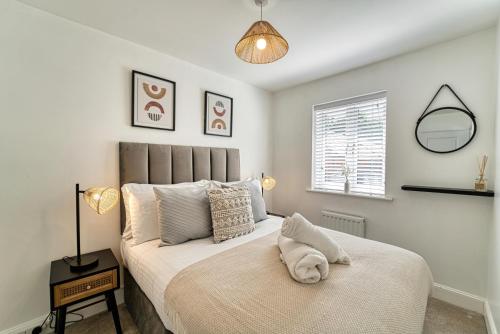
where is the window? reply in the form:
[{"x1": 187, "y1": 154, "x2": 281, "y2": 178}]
[{"x1": 312, "y1": 91, "x2": 387, "y2": 196}]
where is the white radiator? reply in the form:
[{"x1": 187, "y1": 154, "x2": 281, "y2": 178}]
[{"x1": 320, "y1": 210, "x2": 366, "y2": 238}]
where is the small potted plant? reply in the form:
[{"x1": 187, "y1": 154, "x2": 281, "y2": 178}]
[
  {"x1": 341, "y1": 163, "x2": 353, "y2": 193},
  {"x1": 474, "y1": 154, "x2": 488, "y2": 192}
]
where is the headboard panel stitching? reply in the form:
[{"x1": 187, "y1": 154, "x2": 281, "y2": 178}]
[
  {"x1": 226, "y1": 150, "x2": 229, "y2": 182},
  {"x1": 147, "y1": 145, "x2": 151, "y2": 184},
  {"x1": 191, "y1": 148, "x2": 196, "y2": 182}
]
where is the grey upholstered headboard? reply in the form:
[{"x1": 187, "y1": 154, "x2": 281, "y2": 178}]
[{"x1": 119, "y1": 142, "x2": 240, "y2": 233}]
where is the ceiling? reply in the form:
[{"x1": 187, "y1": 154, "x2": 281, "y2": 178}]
[{"x1": 19, "y1": 0, "x2": 500, "y2": 92}]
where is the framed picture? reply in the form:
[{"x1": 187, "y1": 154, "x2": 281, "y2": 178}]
[
  {"x1": 204, "y1": 91, "x2": 233, "y2": 137},
  {"x1": 132, "y1": 70, "x2": 176, "y2": 131}
]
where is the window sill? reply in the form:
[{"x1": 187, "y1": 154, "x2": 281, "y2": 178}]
[{"x1": 306, "y1": 188, "x2": 393, "y2": 201}]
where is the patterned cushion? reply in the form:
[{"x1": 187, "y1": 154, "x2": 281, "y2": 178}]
[{"x1": 207, "y1": 187, "x2": 255, "y2": 243}]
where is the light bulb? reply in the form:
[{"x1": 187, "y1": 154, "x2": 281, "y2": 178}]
[{"x1": 256, "y1": 38, "x2": 267, "y2": 50}]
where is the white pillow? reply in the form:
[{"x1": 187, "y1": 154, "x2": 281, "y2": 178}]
[
  {"x1": 128, "y1": 190, "x2": 160, "y2": 245},
  {"x1": 121, "y1": 184, "x2": 152, "y2": 241},
  {"x1": 121, "y1": 189, "x2": 133, "y2": 240},
  {"x1": 122, "y1": 180, "x2": 210, "y2": 246}
]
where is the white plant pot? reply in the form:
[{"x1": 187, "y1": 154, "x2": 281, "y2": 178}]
[{"x1": 344, "y1": 181, "x2": 350, "y2": 193}]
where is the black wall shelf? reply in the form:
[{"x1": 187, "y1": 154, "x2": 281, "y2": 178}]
[{"x1": 401, "y1": 185, "x2": 494, "y2": 197}]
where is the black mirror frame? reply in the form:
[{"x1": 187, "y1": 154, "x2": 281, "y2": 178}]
[
  {"x1": 415, "y1": 84, "x2": 477, "y2": 154},
  {"x1": 415, "y1": 106, "x2": 477, "y2": 154}
]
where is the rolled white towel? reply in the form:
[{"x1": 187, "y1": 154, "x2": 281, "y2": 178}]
[
  {"x1": 281, "y1": 212, "x2": 351, "y2": 265},
  {"x1": 278, "y1": 234, "x2": 329, "y2": 284}
]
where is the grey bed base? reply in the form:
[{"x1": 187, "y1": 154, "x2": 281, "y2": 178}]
[
  {"x1": 124, "y1": 268, "x2": 172, "y2": 334},
  {"x1": 119, "y1": 142, "x2": 241, "y2": 334}
]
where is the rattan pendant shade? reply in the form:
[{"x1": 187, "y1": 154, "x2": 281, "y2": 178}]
[{"x1": 235, "y1": 20, "x2": 288, "y2": 64}]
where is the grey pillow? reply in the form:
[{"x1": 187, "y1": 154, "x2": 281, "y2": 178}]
[
  {"x1": 154, "y1": 185, "x2": 212, "y2": 246},
  {"x1": 222, "y1": 179, "x2": 268, "y2": 222}
]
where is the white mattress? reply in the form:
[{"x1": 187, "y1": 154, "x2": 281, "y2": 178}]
[{"x1": 121, "y1": 217, "x2": 283, "y2": 330}]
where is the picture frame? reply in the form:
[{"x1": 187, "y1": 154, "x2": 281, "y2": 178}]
[
  {"x1": 204, "y1": 91, "x2": 233, "y2": 137},
  {"x1": 132, "y1": 70, "x2": 176, "y2": 131}
]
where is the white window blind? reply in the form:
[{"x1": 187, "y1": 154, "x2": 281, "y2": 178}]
[{"x1": 312, "y1": 91, "x2": 387, "y2": 196}]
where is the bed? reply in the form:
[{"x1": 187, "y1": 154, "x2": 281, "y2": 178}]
[{"x1": 119, "y1": 142, "x2": 433, "y2": 334}]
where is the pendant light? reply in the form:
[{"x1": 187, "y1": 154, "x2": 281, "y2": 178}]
[{"x1": 235, "y1": 0, "x2": 288, "y2": 64}]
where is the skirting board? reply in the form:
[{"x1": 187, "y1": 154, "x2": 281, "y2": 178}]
[
  {"x1": 432, "y1": 282, "x2": 485, "y2": 314},
  {"x1": 485, "y1": 301, "x2": 499, "y2": 334},
  {"x1": 0, "y1": 288, "x2": 124, "y2": 334}
]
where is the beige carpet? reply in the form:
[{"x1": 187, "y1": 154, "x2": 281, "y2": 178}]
[
  {"x1": 423, "y1": 298, "x2": 487, "y2": 334},
  {"x1": 65, "y1": 297, "x2": 487, "y2": 334}
]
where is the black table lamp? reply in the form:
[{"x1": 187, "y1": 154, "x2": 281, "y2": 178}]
[{"x1": 68, "y1": 183, "x2": 119, "y2": 272}]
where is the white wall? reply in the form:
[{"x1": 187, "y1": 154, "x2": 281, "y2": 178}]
[
  {"x1": 486, "y1": 19, "x2": 500, "y2": 331},
  {"x1": 271, "y1": 29, "x2": 496, "y2": 298},
  {"x1": 0, "y1": 1, "x2": 272, "y2": 331}
]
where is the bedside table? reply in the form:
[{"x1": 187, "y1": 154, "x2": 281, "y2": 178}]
[{"x1": 50, "y1": 249, "x2": 122, "y2": 334}]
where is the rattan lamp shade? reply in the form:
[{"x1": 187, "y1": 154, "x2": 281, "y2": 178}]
[
  {"x1": 83, "y1": 187, "x2": 119, "y2": 215},
  {"x1": 262, "y1": 176, "x2": 277, "y2": 191},
  {"x1": 235, "y1": 20, "x2": 288, "y2": 64}
]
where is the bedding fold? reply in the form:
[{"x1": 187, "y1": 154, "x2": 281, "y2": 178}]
[
  {"x1": 277, "y1": 234, "x2": 329, "y2": 283},
  {"x1": 282, "y1": 212, "x2": 351, "y2": 264}
]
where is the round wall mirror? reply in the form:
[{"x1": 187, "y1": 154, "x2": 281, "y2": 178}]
[{"x1": 415, "y1": 107, "x2": 476, "y2": 153}]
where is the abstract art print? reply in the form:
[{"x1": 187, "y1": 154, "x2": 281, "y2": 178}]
[
  {"x1": 204, "y1": 91, "x2": 233, "y2": 137},
  {"x1": 132, "y1": 70, "x2": 176, "y2": 131}
]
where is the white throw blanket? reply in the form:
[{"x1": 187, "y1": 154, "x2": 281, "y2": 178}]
[
  {"x1": 277, "y1": 234, "x2": 329, "y2": 284},
  {"x1": 282, "y1": 213, "x2": 351, "y2": 264}
]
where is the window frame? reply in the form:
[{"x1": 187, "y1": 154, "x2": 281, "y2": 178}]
[{"x1": 311, "y1": 91, "x2": 388, "y2": 197}]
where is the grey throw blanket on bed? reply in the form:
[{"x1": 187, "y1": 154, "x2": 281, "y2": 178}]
[{"x1": 165, "y1": 229, "x2": 432, "y2": 334}]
